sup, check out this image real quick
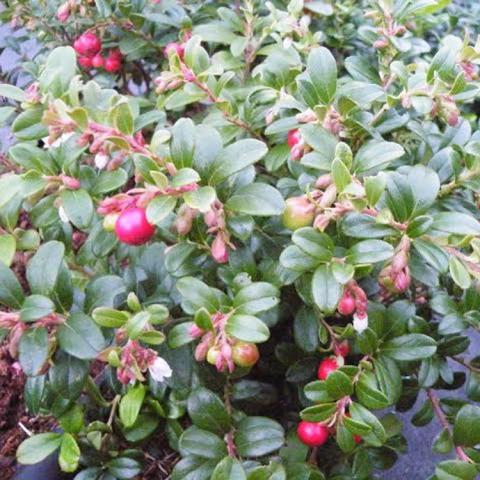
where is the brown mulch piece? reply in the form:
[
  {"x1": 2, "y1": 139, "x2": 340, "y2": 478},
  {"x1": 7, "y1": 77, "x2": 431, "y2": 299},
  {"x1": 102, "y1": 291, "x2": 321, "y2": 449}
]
[{"x1": 0, "y1": 344, "x2": 55, "y2": 479}]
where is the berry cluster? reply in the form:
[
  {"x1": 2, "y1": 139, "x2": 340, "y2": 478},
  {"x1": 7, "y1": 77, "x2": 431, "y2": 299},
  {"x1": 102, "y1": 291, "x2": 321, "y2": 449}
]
[{"x1": 73, "y1": 32, "x2": 122, "y2": 73}]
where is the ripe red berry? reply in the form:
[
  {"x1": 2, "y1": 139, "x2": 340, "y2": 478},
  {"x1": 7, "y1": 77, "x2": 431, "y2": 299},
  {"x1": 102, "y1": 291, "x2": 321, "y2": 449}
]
[
  {"x1": 317, "y1": 357, "x2": 339, "y2": 380},
  {"x1": 164, "y1": 42, "x2": 185, "y2": 59},
  {"x1": 115, "y1": 207, "x2": 155, "y2": 245},
  {"x1": 73, "y1": 32, "x2": 102, "y2": 57},
  {"x1": 287, "y1": 129, "x2": 301, "y2": 148},
  {"x1": 297, "y1": 421, "x2": 329, "y2": 447},
  {"x1": 333, "y1": 340, "x2": 350, "y2": 358},
  {"x1": 337, "y1": 292, "x2": 356, "y2": 316},
  {"x1": 91, "y1": 54, "x2": 104, "y2": 69},
  {"x1": 104, "y1": 56, "x2": 122, "y2": 73},
  {"x1": 109, "y1": 48, "x2": 123, "y2": 60},
  {"x1": 354, "y1": 434, "x2": 362, "y2": 444},
  {"x1": 232, "y1": 342, "x2": 259, "y2": 367},
  {"x1": 78, "y1": 56, "x2": 93, "y2": 69}
]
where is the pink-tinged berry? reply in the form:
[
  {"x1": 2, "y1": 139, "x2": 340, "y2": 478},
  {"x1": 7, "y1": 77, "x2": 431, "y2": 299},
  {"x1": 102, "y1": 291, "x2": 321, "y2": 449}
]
[
  {"x1": 282, "y1": 196, "x2": 315, "y2": 231},
  {"x1": 91, "y1": 54, "x2": 104, "y2": 69},
  {"x1": 317, "y1": 357, "x2": 339, "y2": 380},
  {"x1": 337, "y1": 292, "x2": 356, "y2": 316},
  {"x1": 232, "y1": 342, "x2": 259, "y2": 368},
  {"x1": 287, "y1": 129, "x2": 301, "y2": 147},
  {"x1": 78, "y1": 56, "x2": 93, "y2": 69},
  {"x1": 297, "y1": 421, "x2": 329, "y2": 447},
  {"x1": 114, "y1": 207, "x2": 155, "y2": 245},
  {"x1": 104, "y1": 56, "x2": 122, "y2": 73},
  {"x1": 333, "y1": 340, "x2": 350, "y2": 358},
  {"x1": 73, "y1": 32, "x2": 102, "y2": 57}
]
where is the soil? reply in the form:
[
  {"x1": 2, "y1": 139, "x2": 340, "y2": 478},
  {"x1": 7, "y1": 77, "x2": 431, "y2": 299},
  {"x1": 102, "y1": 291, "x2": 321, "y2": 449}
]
[{"x1": 0, "y1": 344, "x2": 56, "y2": 480}]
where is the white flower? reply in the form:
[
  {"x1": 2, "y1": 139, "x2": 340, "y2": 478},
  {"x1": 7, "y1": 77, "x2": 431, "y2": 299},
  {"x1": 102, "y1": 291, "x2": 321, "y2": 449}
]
[
  {"x1": 149, "y1": 356, "x2": 172, "y2": 382},
  {"x1": 42, "y1": 132, "x2": 74, "y2": 149},
  {"x1": 58, "y1": 205, "x2": 70, "y2": 223},
  {"x1": 94, "y1": 153, "x2": 109, "y2": 169},
  {"x1": 353, "y1": 313, "x2": 368, "y2": 333}
]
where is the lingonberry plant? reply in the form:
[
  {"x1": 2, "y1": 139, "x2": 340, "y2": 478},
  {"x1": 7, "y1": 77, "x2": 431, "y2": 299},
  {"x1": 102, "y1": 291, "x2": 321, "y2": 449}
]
[{"x1": 1, "y1": 0, "x2": 480, "y2": 479}]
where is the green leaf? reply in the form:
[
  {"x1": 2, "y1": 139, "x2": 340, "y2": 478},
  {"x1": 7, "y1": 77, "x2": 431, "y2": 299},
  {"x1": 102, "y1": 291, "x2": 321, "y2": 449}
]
[
  {"x1": 382, "y1": 334, "x2": 437, "y2": 361},
  {"x1": 60, "y1": 189, "x2": 94, "y2": 229},
  {"x1": 0, "y1": 234, "x2": 16, "y2": 266},
  {"x1": 226, "y1": 314, "x2": 270, "y2": 343},
  {"x1": 211, "y1": 457, "x2": 246, "y2": 480},
  {"x1": 312, "y1": 264, "x2": 341, "y2": 313},
  {"x1": 301, "y1": 403, "x2": 337, "y2": 422},
  {"x1": 210, "y1": 140, "x2": 268, "y2": 185},
  {"x1": 126, "y1": 311, "x2": 150, "y2": 339},
  {"x1": 17, "y1": 433, "x2": 62, "y2": 465},
  {"x1": 58, "y1": 433, "x2": 80, "y2": 473},
  {"x1": 91, "y1": 169, "x2": 128, "y2": 195},
  {"x1": 110, "y1": 101, "x2": 134, "y2": 136},
  {"x1": 292, "y1": 228, "x2": 334, "y2": 261},
  {"x1": 18, "y1": 328, "x2": 49, "y2": 376},
  {"x1": 233, "y1": 282, "x2": 279, "y2": 315},
  {"x1": 108, "y1": 457, "x2": 143, "y2": 479},
  {"x1": 0, "y1": 262, "x2": 23, "y2": 308},
  {"x1": 307, "y1": 46, "x2": 337, "y2": 105},
  {"x1": 349, "y1": 403, "x2": 386, "y2": 446},
  {"x1": 92, "y1": 307, "x2": 130, "y2": 328},
  {"x1": 353, "y1": 141, "x2": 404, "y2": 175},
  {"x1": 49, "y1": 352, "x2": 89, "y2": 400},
  {"x1": 325, "y1": 370, "x2": 354, "y2": 399},
  {"x1": 432, "y1": 212, "x2": 480, "y2": 236},
  {"x1": 170, "y1": 118, "x2": 196, "y2": 169},
  {"x1": 341, "y1": 213, "x2": 397, "y2": 238},
  {"x1": 120, "y1": 384, "x2": 146, "y2": 428},
  {"x1": 0, "y1": 83, "x2": 27, "y2": 102},
  {"x1": 187, "y1": 387, "x2": 231, "y2": 436},
  {"x1": 346, "y1": 240, "x2": 394, "y2": 265},
  {"x1": 57, "y1": 313, "x2": 105, "y2": 359},
  {"x1": 179, "y1": 426, "x2": 227, "y2": 459},
  {"x1": 294, "y1": 307, "x2": 319, "y2": 353},
  {"x1": 364, "y1": 175, "x2": 386, "y2": 206},
  {"x1": 279, "y1": 245, "x2": 320, "y2": 272},
  {"x1": 356, "y1": 372, "x2": 390, "y2": 409},
  {"x1": 26, "y1": 241, "x2": 64, "y2": 296},
  {"x1": 171, "y1": 456, "x2": 217, "y2": 480},
  {"x1": 435, "y1": 460, "x2": 478, "y2": 480},
  {"x1": 433, "y1": 429, "x2": 454, "y2": 454},
  {"x1": 39, "y1": 47, "x2": 77, "y2": 95},
  {"x1": 226, "y1": 183, "x2": 285, "y2": 216},
  {"x1": 183, "y1": 186, "x2": 216, "y2": 213},
  {"x1": 449, "y1": 257, "x2": 471, "y2": 289},
  {"x1": 453, "y1": 404, "x2": 480, "y2": 447},
  {"x1": 331, "y1": 158, "x2": 351, "y2": 192},
  {"x1": 176, "y1": 277, "x2": 219, "y2": 313},
  {"x1": 234, "y1": 417, "x2": 284, "y2": 457},
  {"x1": 146, "y1": 195, "x2": 177, "y2": 225},
  {"x1": 20, "y1": 295, "x2": 54, "y2": 322},
  {"x1": 385, "y1": 172, "x2": 415, "y2": 222}
]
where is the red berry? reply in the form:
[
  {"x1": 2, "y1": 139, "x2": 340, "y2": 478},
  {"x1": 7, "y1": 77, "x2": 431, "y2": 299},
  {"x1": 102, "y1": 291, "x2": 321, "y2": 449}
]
[
  {"x1": 317, "y1": 357, "x2": 339, "y2": 381},
  {"x1": 164, "y1": 42, "x2": 185, "y2": 59},
  {"x1": 232, "y1": 342, "x2": 259, "y2": 367},
  {"x1": 354, "y1": 434, "x2": 362, "y2": 444},
  {"x1": 115, "y1": 207, "x2": 155, "y2": 245},
  {"x1": 337, "y1": 292, "x2": 356, "y2": 316},
  {"x1": 287, "y1": 129, "x2": 301, "y2": 148},
  {"x1": 333, "y1": 340, "x2": 350, "y2": 358},
  {"x1": 91, "y1": 54, "x2": 104, "y2": 68},
  {"x1": 78, "y1": 56, "x2": 93, "y2": 69},
  {"x1": 104, "y1": 56, "x2": 122, "y2": 73},
  {"x1": 109, "y1": 48, "x2": 122, "y2": 60},
  {"x1": 297, "y1": 421, "x2": 329, "y2": 447},
  {"x1": 73, "y1": 32, "x2": 102, "y2": 57}
]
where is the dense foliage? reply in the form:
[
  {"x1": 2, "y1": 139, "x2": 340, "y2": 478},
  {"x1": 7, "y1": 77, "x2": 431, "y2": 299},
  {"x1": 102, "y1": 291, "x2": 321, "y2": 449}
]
[{"x1": 1, "y1": 0, "x2": 480, "y2": 479}]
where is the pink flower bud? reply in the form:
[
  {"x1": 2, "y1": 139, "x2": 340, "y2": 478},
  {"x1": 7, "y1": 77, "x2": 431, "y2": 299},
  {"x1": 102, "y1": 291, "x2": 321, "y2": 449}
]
[
  {"x1": 212, "y1": 234, "x2": 229, "y2": 264},
  {"x1": 56, "y1": 2, "x2": 71, "y2": 22},
  {"x1": 394, "y1": 269, "x2": 411, "y2": 292},
  {"x1": 373, "y1": 38, "x2": 388, "y2": 49},
  {"x1": 204, "y1": 209, "x2": 218, "y2": 228},
  {"x1": 181, "y1": 65, "x2": 196, "y2": 82},
  {"x1": 61, "y1": 175, "x2": 81, "y2": 190}
]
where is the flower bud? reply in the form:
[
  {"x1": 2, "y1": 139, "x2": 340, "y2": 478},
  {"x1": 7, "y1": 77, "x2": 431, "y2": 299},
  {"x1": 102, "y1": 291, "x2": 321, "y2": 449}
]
[
  {"x1": 61, "y1": 175, "x2": 81, "y2": 190},
  {"x1": 282, "y1": 196, "x2": 315, "y2": 230},
  {"x1": 353, "y1": 312, "x2": 368, "y2": 333},
  {"x1": 211, "y1": 233, "x2": 229, "y2": 264},
  {"x1": 56, "y1": 2, "x2": 71, "y2": 22},
  {"x1": 103, "y1": 213, "x2": 119, "y2": 232}
]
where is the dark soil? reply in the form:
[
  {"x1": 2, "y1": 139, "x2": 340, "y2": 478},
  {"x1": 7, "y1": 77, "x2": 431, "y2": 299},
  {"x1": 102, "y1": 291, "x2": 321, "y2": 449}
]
[{"x1": 0, "y1": 344, "x2": 56, "y2": 480}]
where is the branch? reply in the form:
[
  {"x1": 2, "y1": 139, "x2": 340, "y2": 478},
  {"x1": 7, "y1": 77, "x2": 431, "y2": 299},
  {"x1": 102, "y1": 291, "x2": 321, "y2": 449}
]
[{"x1": 427, "y1": 389, "x2": 473, "y2": 463}]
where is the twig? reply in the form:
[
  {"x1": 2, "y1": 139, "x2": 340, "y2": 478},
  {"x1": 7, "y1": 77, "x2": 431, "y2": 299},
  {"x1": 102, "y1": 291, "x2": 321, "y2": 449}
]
[{"x1": 427, "y1": 389, "x2": 473, "y2": 463}]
